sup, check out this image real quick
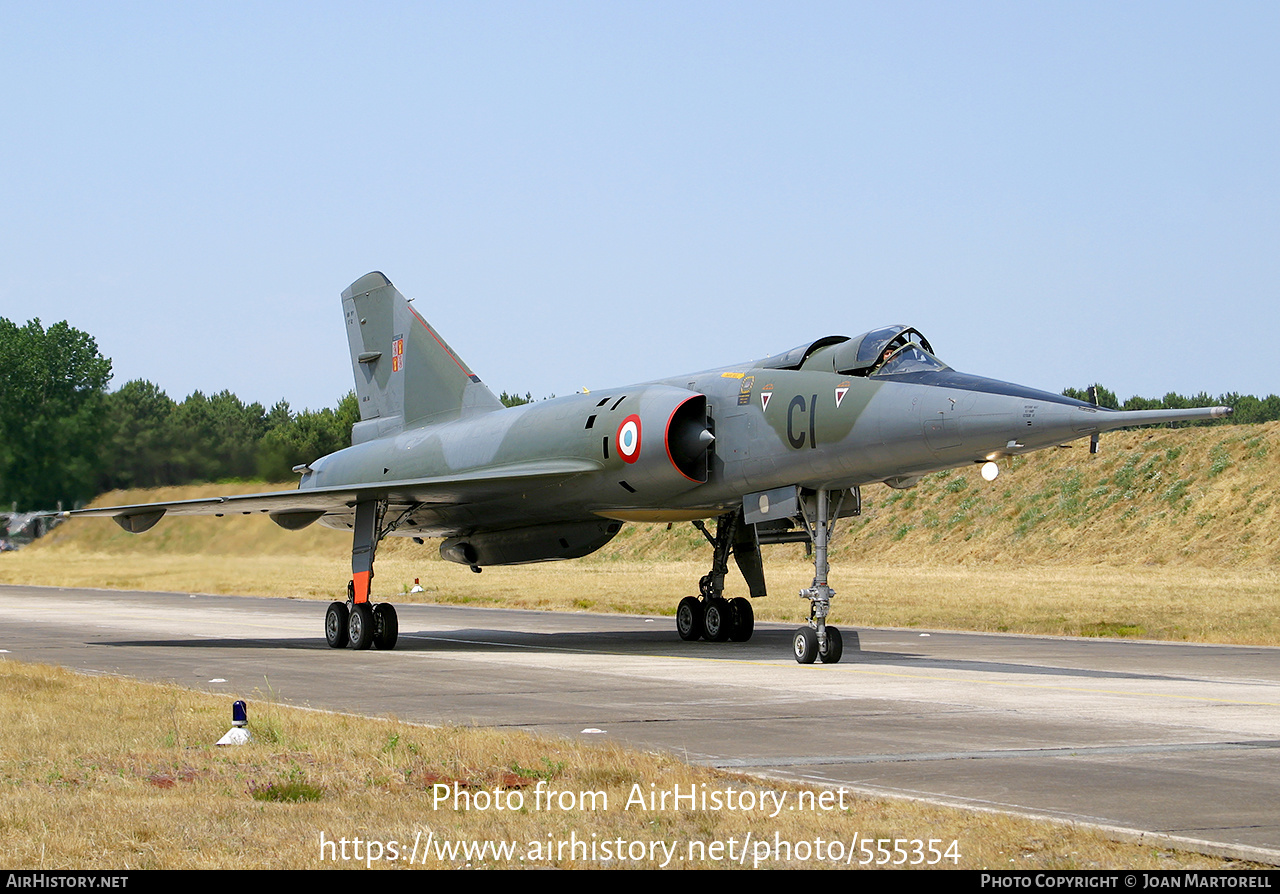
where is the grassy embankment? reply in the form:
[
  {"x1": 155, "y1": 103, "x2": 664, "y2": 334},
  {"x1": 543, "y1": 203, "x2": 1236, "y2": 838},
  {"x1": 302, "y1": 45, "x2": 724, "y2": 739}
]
[
  {"x1": 0, "y1": 658, "x2": 1260, "y2": 870},
  {"x1": 4, "y1": 421, "x2": 1278, "y2": 644}
]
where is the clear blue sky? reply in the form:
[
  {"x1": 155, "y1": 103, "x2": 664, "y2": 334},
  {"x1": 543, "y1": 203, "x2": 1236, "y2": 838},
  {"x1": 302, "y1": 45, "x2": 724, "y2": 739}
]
[{"x1": 4, "y1": 2, "x2": 1277, "y2": 411}]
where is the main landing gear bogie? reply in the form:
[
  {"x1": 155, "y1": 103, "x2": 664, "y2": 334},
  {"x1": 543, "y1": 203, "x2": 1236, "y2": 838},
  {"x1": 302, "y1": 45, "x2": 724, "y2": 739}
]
[
  {"x1": 325, "y1": 597, "x2": 399, "y2": 650},
  {"x1": 678, "y1": 511, "x2": 761, "y2": 645},
  {"x1": 676, "y1": 594, "x2": 755, "y2": 643},
  {"x1": 325, "y1": 498, "x2": 403, "y2": 651}
]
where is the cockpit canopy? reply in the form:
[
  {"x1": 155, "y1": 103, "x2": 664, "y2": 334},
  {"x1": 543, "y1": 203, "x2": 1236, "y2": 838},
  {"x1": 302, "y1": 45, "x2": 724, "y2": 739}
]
[{"x1": 758, "y1": 325, "x2": 947, "y2": 377}]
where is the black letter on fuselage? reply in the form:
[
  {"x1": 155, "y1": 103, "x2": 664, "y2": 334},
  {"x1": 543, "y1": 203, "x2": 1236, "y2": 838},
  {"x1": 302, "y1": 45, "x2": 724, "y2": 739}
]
[
  {"x1": 787, "y1": 395, "x2": 807, "y2": 449},
  {"x1": 810, "y1": 393, "x2": 818, "y2": 449}
]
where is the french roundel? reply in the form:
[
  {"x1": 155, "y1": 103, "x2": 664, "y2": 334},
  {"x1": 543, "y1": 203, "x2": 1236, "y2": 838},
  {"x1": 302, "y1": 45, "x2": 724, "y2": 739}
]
[{"x1": 616, "y1": 414, "x2": 642, "y2": 463}]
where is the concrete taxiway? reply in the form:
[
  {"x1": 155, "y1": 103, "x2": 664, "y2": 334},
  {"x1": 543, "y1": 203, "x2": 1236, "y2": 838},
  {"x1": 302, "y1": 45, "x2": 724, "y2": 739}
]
[{"x1": 2, "y1": 583, "x2": 1277, "y2": 864}]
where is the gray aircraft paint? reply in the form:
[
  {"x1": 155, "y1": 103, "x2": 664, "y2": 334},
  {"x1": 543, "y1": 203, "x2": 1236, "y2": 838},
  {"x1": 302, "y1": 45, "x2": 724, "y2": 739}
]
[{"x1": 67, "y1": 272, "x2": 1231, "y2": 656}]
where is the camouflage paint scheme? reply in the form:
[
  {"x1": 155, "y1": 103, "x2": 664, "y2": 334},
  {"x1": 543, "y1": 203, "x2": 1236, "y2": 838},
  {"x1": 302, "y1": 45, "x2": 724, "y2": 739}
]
[{"x1": 70, "y1": 272, "x2": 1231, "y2": 657}]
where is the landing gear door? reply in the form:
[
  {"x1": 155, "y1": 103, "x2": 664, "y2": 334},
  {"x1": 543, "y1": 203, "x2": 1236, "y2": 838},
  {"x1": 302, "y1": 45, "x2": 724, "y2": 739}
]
[{"x1": 742, "y1": 486, "x2": 800, "y2": 525}]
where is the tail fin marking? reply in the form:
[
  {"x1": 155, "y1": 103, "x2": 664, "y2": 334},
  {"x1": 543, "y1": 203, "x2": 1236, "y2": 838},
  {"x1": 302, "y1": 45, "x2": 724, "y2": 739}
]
[{"x1": 342, "y1": 272, "x2": 502, "y2": 445}]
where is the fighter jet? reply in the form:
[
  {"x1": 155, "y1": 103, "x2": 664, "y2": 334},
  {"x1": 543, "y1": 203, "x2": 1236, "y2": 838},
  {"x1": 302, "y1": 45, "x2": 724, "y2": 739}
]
[{"x1": 68, "y1": 272, "x2": 1232, "y2": 663}]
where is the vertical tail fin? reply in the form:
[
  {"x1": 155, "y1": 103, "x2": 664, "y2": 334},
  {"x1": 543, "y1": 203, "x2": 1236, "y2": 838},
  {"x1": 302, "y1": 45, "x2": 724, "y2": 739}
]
[{"x1": 342, "y1": 272, "x2": 503, "y2": 444}]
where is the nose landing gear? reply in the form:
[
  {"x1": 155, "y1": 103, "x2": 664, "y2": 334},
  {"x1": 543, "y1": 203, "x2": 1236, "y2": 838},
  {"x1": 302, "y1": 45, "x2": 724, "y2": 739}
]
[{"x1": 794, "y1": 487, "x2": 847, "y2": 664}]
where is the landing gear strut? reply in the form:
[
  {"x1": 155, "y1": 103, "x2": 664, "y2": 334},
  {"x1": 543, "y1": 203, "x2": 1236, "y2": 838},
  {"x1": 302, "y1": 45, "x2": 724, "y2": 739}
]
[
  {"x1": 325, "y1": 498, "x2": 401, "y2": 650},
  {"x1": 678, "y1": 510, "x2": 762, "y2": 643},
  {"x1": 794, "y1": 487, "x2": 848, "y2": 665}
]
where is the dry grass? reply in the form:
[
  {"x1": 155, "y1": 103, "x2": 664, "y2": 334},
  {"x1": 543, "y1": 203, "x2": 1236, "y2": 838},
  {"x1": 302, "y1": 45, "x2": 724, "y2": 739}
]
[
  {"x1": 0, "y1": 658, "x2": 1258, "y2": 870},
  {"x1": 5, "y1": 549, "x2": 1276, "y2": 643}
]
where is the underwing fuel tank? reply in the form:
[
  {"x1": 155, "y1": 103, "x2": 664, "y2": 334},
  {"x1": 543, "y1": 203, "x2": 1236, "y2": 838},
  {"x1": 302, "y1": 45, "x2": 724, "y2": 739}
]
[{"x1": 440, "y1": 519, "x2": 623, "y2": 567}]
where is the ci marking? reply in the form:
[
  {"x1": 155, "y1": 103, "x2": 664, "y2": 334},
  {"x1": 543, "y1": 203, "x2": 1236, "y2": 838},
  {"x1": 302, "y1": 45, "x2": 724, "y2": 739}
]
[{"x1": 787, "y1": 394, "x2": 819, "y2": 449}]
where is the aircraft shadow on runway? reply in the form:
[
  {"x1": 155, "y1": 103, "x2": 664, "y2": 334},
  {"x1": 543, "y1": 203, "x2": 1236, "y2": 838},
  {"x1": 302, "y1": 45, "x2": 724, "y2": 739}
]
[{"x1": 95, "y1": 625, "x2": 1211, "y2": 684}]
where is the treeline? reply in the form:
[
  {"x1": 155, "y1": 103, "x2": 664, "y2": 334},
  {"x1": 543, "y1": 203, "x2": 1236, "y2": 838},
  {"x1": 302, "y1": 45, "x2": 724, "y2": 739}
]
[
  {"x1": 102, "y1": 385, "x2": 533, "y2": 491},
  {"x1": 3, "y1": 316, "x2": 1277, "y2": 511},
  {"x1": 0, "y1": 316, "x2": 361, "y2": 509},
  {"x1": 1, "y1": 317, "x2": 541, "y2": 510},
  {"x1": 98, "y1": 380, "x2": 360, "y2": 491},
  {"x1": 1062, "y1": 385, "x2": 1280, "y2": 424}
]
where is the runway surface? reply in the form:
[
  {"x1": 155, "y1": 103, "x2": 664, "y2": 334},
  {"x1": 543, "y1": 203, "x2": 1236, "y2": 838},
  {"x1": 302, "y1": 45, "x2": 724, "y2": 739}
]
[{"x1": 2, "y1": 583, "x2": 1277, "y2": 864}]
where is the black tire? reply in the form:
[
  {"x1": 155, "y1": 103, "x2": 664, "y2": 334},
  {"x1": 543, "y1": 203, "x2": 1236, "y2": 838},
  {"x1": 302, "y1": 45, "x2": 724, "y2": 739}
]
[
  {"x1": 793, "y1": 627, "x2": 818, "y2": 664},
  {"x1": 373, "y1": 603, "x2": 399, "y2": 650},
  {"x1": 819, "y1": 626, "x2": 843, "y2": 664},
  {"x1": 349, "y1": 602, "x2": 375, "y2": 650},
  {"x1": 704, "y1": 601, "x2": 731, "y2": 642},
  {"x1": 728, "y1": 597, "x2": 754, "y2": 642},
  {"x1": 325, "y1": 602, "x2": 349, "y2": 649},
  {"x1": 676, "y1": 596, "x2": 704, "y2": 641}
]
